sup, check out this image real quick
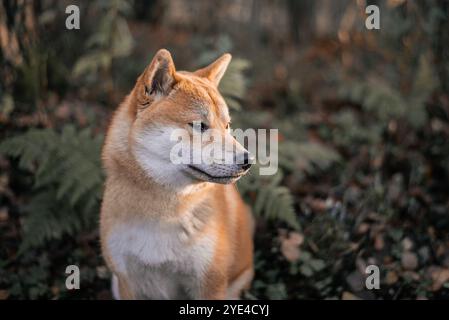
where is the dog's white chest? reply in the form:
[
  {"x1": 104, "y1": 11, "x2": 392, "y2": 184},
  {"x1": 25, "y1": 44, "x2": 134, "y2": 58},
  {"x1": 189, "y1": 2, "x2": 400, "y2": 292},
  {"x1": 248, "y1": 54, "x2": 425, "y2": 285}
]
[{"x1": 107, "y1": 219, "x2": 215, "y2": 299}]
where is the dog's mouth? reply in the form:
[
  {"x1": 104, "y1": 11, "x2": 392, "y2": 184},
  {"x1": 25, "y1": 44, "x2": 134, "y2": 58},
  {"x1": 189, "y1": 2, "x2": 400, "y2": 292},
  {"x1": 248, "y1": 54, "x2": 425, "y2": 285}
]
[{"x1": 186, "y1": 165, "x2": 249, "y2": 184}]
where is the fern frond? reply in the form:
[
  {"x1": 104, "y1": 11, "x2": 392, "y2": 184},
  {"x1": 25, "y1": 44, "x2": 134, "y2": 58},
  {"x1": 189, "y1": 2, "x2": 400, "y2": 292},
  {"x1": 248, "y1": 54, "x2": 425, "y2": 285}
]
[
  {"x1": 338, "y1": 81, "x2": 406, "y2": 122},
  {"x1": 279, "y1": 141, "x2": 341, "y2": 177},
  {"x1": 238, "y1": 168, "x2": 300, "y2": 230},
  {"x1": 339, "y1": 54, "x2": 438, "y2": 129},
  {"x1": 0, "y1": 125, "x2": 104, "y2": 251}
]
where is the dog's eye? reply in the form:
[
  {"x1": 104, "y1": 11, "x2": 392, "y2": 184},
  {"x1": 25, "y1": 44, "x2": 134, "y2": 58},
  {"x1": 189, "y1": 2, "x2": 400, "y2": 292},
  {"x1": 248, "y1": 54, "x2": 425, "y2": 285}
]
[{"x1": 189, "y1": 122, "x2": 208, "y2": 132}]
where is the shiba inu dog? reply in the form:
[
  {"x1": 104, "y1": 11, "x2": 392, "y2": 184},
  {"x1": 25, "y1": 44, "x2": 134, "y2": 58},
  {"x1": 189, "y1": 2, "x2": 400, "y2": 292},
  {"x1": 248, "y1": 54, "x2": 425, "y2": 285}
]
[{"x1": 100, "y1": 49, "x2": 254, "y2": 299}]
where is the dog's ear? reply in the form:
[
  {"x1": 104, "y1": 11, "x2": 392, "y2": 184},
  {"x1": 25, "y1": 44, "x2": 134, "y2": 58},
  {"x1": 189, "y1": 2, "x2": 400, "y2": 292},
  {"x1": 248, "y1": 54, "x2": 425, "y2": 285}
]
[
  {"x1": 195, "y1": 53, "x2": 232, "y2": 86},
  {"x1": 141, "y1": 49, "x2": 178, "y2": 99}
]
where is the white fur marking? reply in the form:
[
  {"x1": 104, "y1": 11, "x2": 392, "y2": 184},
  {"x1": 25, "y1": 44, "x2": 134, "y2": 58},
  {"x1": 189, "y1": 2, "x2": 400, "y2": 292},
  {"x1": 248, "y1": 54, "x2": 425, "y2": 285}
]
[
  {"x1": 227, "y1": 268, "x2": 254, "y2": 300},
  {"x1": 107, "y1": 218, "x2": 216, "y2": 299},
  {"x1": 133, "y1": 126, "x2": 193, "y2": 189},
  {"x1": 111, "y1": 275, "x2": 121, "y2": 300}
]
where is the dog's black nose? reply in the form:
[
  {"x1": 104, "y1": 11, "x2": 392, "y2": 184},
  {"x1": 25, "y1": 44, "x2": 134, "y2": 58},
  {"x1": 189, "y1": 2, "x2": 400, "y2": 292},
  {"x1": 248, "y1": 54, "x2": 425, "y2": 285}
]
[{"x1": 240, "y1": 152, "x2": 254, "y2": 170}]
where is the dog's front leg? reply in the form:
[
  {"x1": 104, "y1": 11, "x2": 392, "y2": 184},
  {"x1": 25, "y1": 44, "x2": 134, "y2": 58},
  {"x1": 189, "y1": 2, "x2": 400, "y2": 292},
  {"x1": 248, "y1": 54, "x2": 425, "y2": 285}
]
[
  {"x1": 201, "y1": 282, "x2": 227, "y2": 300},
  {"x1": 200, "y1": 269, "x2": 228, "y2": 300},
  {"x1": 112, "y1": 273, "x2": 135, "y2": 300}
]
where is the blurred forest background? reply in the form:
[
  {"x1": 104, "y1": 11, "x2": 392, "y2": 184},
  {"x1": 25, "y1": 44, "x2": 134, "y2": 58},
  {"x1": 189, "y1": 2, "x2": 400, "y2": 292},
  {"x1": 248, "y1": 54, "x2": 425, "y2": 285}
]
[{"x1": 1, "y1": 0, "x2": 449, "y2": 300}]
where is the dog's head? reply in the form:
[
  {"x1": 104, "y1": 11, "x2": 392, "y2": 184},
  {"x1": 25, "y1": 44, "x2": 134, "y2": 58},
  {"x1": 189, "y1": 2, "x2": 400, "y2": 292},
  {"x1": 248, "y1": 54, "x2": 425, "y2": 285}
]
[{"x1": 130, "y1": 49, "x2": 253, "y2": 188}]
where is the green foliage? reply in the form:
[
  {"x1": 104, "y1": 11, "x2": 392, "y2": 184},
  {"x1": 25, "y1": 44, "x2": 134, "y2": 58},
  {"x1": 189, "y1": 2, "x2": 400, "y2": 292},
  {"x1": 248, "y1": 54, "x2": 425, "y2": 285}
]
[
  {"x1": 331, "y1": 110, "x2": 383, "y2": 147},
  {"x1": 264, "y1": 283, "x2": 288, "y2": 300},
  {"x1": 196, "y1": 35, "x2": 251, "y2": 110},
  {"x1": 338, "y1": 81, "x2": 406, "y2": 122},
  {"x1": 238, "y1": 169, "x2": 299, "y2": 230},
  {"x1": 0, "y1": 126, "x2": 103, "y2": 252},
  {"x1": 73, "y1": 0, "x2": 134, "y2": 80},
  {"x1": 0, "y1": 94, "x2": 14, "y2": 120},
  {"x1": 339, "y1": 55, "x2": 438, "y2": 129},
  {"x1": 219, "y1": 58, "x2": 251, "y2": 110},
  {"x1": 289, "y1": 250, "x2": 326, "y2": 278},
  {"x1": 279, "y1": 141, "x2": 341, "y2": 180},
  {"x1": 250, "y1": 251, "x2": 288, "y2": 300},
  {"x1": 408, "y1": 55, "x2": 439, "y2": 128}
]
